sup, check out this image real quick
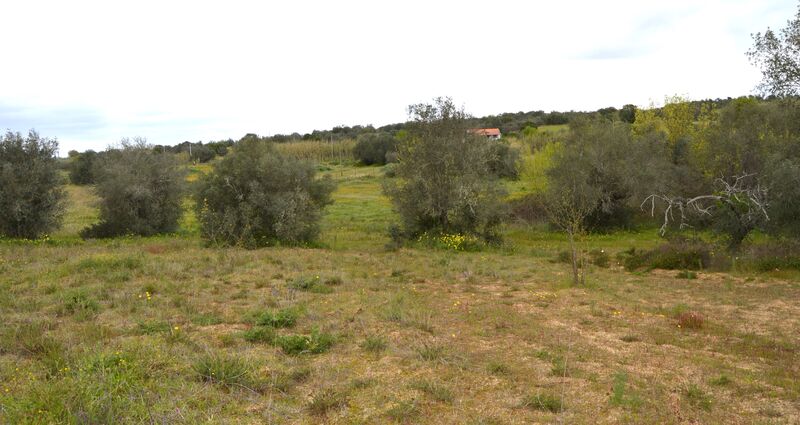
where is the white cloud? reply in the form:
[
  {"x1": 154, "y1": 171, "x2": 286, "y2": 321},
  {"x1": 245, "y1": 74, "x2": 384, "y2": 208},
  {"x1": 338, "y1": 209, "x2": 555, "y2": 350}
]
[{"x1": 0, "y1": 0, "x2": 797, "y2": 152}]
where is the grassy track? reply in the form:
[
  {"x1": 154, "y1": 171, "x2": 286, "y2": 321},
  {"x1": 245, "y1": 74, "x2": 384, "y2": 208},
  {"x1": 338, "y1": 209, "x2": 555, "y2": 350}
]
[{"x1": 1, "y1": 164, "x2": 798, "y2": 424}]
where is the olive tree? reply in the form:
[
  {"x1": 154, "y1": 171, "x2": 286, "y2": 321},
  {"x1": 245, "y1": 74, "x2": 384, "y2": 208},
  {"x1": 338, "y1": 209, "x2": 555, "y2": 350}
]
[
  {"x1": 68, "y1": 149, "x2": 98, "y2": 185},
  {"x1": 81, "y1": 138, "x2": 185, "y2": 238},
  {"x1": 385, "y1": 97, "x2": 507, "y2": 241},
  {"x1": 195, "y1": 138, "x2": 335, "y2": 248},
  {"x1": 0, "y1": 130, "x2": 65, "y2": 238},
  {"x1": 748, "y1": 3, "x2": 800, "y2": 96}
]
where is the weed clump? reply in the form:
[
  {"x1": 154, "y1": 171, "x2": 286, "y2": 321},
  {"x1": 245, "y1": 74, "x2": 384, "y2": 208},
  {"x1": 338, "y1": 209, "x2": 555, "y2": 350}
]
[
  {"x1": 415, "y1": 343, "x2": 446, "y2": 361},
  {"x1": 360, "y1": 335, "x2": 388, "y2": 353},
  {"x1": 61, "y1": 291, "x2": 100, "y2": 319},
  {"x1": 386, "y1": 399, "x2": 420, "y2": 422},
  {"x1": 307, "y1": 388, "x2": 348, "y2": 415},
  {"x1": 683, "y1": 383, "x2": 712, "y2": 410},
  {"x1": 487, "y1": 361, "x2": 511, "y2": 375},
  {"x1": 520, "y1": 392, "x2": 563, "y2": 413},
  {"x1": 193, "y1": 353, "x2": 252, "y2": 388},
  {"x1": 290, "y1": 276, "x2": 333, "y2": 293},
  {"x1": 242, "y1": 326, "x2": 276, "y2": 344},
  {"x1": 275, "y1": 329, "x2": 335, "y2": 355},
  {"x1": 410, "y1": 379, "x2": 454, "y2": 403},
  {"x1": 256, "y1": 307, "x2": 300, "y2": 328}
]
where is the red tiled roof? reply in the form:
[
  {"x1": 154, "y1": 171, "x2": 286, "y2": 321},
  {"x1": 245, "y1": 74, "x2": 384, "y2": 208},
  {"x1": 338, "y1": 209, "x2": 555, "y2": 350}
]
[{"x1": 468, "y1": 128, "x2": 501, "y2": 136}]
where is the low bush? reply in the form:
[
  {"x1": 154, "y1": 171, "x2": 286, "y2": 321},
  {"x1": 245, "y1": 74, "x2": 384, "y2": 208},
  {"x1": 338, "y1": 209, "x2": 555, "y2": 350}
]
[
  {"x1": 620, "y1": 238, "x2": 712, "y2": 271},
  {"x1": 739, "y1": 241, "x2": 800, "y2": 272}
]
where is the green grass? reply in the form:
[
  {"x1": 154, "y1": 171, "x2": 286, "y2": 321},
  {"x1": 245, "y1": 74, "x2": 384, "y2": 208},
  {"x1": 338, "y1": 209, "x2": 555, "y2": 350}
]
[{"x1": 0, "y1": 172, "x2": 798, "y2": 423}]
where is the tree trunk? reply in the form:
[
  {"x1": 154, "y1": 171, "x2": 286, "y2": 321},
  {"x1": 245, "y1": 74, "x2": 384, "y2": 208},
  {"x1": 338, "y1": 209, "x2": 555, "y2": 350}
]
[{"x1": 568, "y1": 230, "x2": 579, "y2": 285}]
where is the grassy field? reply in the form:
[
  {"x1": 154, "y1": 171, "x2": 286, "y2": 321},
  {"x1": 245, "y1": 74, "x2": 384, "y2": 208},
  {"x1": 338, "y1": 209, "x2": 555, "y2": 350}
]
[{"x1": 1, "y1": 164, "x2": 799, "y2": 424}]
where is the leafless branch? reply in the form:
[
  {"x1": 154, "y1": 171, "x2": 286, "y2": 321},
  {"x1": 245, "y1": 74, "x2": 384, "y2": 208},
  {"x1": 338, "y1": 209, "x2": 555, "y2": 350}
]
[{"x1": 642, "y1": 174, "x2": 769, "y2": 235}]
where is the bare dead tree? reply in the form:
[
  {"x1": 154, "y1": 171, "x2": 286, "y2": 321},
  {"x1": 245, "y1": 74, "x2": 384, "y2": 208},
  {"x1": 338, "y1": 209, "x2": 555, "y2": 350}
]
[{"x1": 642, "y1": 174, "x2": 769, "y2": 248}]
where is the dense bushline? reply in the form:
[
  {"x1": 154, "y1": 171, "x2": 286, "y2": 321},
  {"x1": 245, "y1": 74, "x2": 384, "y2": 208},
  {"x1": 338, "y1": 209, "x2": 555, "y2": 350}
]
[
  {"x1": 67, "y1": 149, "x2": 98, "y2": 185},
  {"x1": 353, "y1": 132, "x2": 397, "y2": 165},
  {"x1": 81, "y1": 139, "x2": 185, "y2": 238},
  {"x1": 0, "y1": 130, "x2": 65, "y2": 239},
  {"x1": 536, "y1": 96, "x2": 800, "y2": 249},
  {"x1": 194, "y1": 138, "x2": 335, "y2": 248}
]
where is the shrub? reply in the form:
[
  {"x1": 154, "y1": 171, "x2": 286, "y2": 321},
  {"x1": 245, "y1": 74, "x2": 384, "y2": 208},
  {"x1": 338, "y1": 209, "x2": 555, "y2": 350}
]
[
  {"x1": 740, "y1": 241, "x2": 800, "y2": 272},
  {"x1": 486, "y1": 140, "x2": 521, "y2": 179},
  {"x1": 509, "y1": 193, "x2": 549, "y2": 224},
  {"x1": 620, "y1": 238, "x2": 712, "y2": 271},
  {"x1": 588, "y1": 249, "x2": 610, "y2": 267},
  {"x1": 68, "y1": 150, "x2": 98, "y2": 185},
  {"x1": 81, "y1": 139, "x2": 185, "y2": 238},
  {"x1": 0, "y1": 130, "x2": 65, "y2": 239},
  {"x1": 195, "y1": 138, "x2": 335, "y2": 248},
  {"x1": 353, "y1": 132, "x2": 396, "y2": 165},
  {"x1": 384, "y1": 97, "x2": 508, "y2": 243}
]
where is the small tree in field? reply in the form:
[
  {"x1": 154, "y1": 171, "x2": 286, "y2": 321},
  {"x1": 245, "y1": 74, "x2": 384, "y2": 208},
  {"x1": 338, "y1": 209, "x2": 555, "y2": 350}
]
[
  {"x1": 0, "y1": 130, "x2": 65, "y2": 239},
  {"x1": 81, "y1": 138, "x2": 185, "y2": 238},
  {"x1": 545, "y1": 180, "x2": 597, "y2": 285},
  {"x1": 385, "y1": 97, "x2": 507, "y2": 242},
  {"x1": 195, "y1": 138, "x2": 335, "y2": 248}
]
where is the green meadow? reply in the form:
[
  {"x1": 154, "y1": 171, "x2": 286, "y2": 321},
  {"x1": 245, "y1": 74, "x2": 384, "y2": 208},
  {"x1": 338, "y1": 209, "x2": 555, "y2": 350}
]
[{"x1": 1, "y1": 159, "x2": 798, "y2": 424}]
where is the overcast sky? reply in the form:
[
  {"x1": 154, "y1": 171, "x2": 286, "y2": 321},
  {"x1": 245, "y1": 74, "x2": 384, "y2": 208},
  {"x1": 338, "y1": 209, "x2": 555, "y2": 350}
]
[{"x1": 0, "y1": 0, "x2": 797, "y2": 153}]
